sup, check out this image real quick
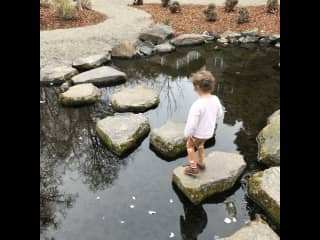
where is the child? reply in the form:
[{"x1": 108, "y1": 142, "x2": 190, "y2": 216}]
[{"x1": 184, "y1": 70, "x2": 224, "y2": 176}]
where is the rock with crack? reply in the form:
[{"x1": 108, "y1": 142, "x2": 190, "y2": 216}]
[
  {"x1": 139, "y1": 23, "x2": 175, "y2": 45},
  {"x1": 111, "y1": 85, "x2": 160, "y2": 112},
  {"x1": 248, "y1": 167, "x2": 280, "y2": 225},
  {"x1": 40, "y1": 65, "x2": 78, "y2": 85},
  {"x1": 172, "y1": 151, "x2": 246, "y2": 204},
  {"x1": 96, "y1": 113, "x2": 150, "y2": 156},
  {"x1": 150, "y1": 121, "x2": 186, "y2": 159},
  {"x1": 72, "y1": 53, "x2": 111, "y2": 71},
  {"x1": 111, "y1": 41, "x2": 137, "y2": 59},
  {"x1": 170, "y1": 34, "x2": 205, "y2": 46},
  {"x1": 59, "y1": 83, "x2": 101, "y2": 106},
  {"x1": 71, "y1": 66, "x2": 127, "y2": 86},
  {"x1": 257, "y1": 110, "x2": 280, "y2": 166}
]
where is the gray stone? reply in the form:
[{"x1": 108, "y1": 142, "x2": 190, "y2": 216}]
[
  {"x1": 170, "y1": 34, "x2": 205, "y2": 46},
  {"x1": 259, "y1": 37, "x2": 272, "y2": 45},
  {"x1": 72, "y1": 53, "x2": 111, "y2": 70},
  {"x1": 138, "y1": 45, "x2": 154, "y2": 56},
  {"x1": 111, "y1": 85, "x2": 160, "y2": 112},
  {"x1": 71, "y1": 66, "x2": 127, "y2": 86},
  {"x1": 139, "y1": 23, "x2": 175, "y2": 45},
  {"x1": 248, "y1": 167, "x2": 280, "y2": 225},
  {"x1": 275, "y1": 42, "x2": 280, "y2": 48},
  {"x1": 217, "y1": 218, "x2": 279, "y2": 240},
  {"x1": 150, "y1": 121, "x2": 186, "y2": 158},
  {"x1": 241, "y1": 28, "x2": 259, "y2": 36},
  {"x1": 111, "y1": 41, "x2": 137, "y2": 59},
  {"x1": 217, "y1": 37, "x2": 228, "y2": 44},
  {"x1": 60, "y1": 81, "x2": 71, "y2": 91},
  {"x1": 155, "y1": 42, "x2": 176, "y2": 53},
  {"x1": 40, "y1": 65, "x2": 78, "y2": 85},
  {"x1": 239, "y1": 36, "x2": 259, "y2": 44},
  {"x1": 220, "y1": 31, "x2": 242, "y2": 39},
  {"x1": 173, "y1": 151, "x2": 246, "y2": 204},
  {"x1": 269, "y1": 34, "x2": 280, "y2": 42},
  {"x1": 96, "y1": 113, "x2": 150, "y2": 156},
  {"x1": 257, "y1": 110, "x2": 280, "y2": 166},
  {"x1": 267, "y1": 109, "x2": 280, "y2": 124},
  {"x1": 59, "y1": 83, "x2": 101, "y2": 106}
]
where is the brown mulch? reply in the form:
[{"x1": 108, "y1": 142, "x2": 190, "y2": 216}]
[
  {"x1": 40, "y1": 7, "x2": 107, "y2": 31},
  {"x1": 133, "y1": 4, "x2": 280, "y2": 35}
]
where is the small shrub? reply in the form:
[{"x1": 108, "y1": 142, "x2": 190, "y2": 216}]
[
  {"x1": 203, "y1": 4, "x2": 217, "y2": 22},
  {"x1": 238, "y1": 8, "x2": 249, "y2": 24},
  {"x1": 163, "y1": 18, "x2": 171, "y2": 25},
  {"x1": 81, "y1": 0, "x2": 92, "y2": 10},
  {"x1": 53, "y1": 0, "x2": 79, "y2": 20},
  {"x1": 161, "y1": 0, "x2": 170, "y2": 7},
  {"x1": 40, "y1": 0, "x2": 52, "y2": 8},
  {"x1": 225, "y1": 0, "x2": 238, "y2": 12},
  {"x1": 133, "y1": 0, "x2": 143, "y2": 5},
  {"x1": 169, "y1": 1, "x2": 181, "y2": 13},
  {"x1": 266, "y1": 0, "x2": 278, "y2": 13}
]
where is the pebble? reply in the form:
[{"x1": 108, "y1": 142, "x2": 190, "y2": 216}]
[
  {"x1": 96, "y1": 196, "x2": 101, "y2": 200},
  {"x1": 130, "y1": 205, "x2": 135, "y2": 209},
  {"x1": 148, "y1": 210, "x2": 157, "y2": 215},
  {"x1": 169, "y1": 232, "x2": 175, "y2": 238}
]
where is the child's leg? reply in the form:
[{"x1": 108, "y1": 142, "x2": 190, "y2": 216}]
[
  {"x1": 186, "y1": 137, "x2": 197, "y2": 169},
  {"x1": 194, "y1": 138, "x2": 207, "y2": 169}
]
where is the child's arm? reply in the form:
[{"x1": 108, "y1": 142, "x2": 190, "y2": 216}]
[{"x1": 184, "y1": 104, "x2": 200, "y2": 138}]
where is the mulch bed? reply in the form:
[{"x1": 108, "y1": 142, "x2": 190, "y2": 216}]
[
  {"x1": 40, "y1": 6, "x2": 107, "y2": 31},
  {"x1": 133, "y1": 4, "x2": 280, "y2": 35}
]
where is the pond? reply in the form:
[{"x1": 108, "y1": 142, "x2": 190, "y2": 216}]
[{"x1": 40, "y1": 43, "x2": 280, "y2": 240}]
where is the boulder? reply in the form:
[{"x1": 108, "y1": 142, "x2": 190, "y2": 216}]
[
  {"x1": 155, "y1": 42, "x2": 176, "y2": 53},
  {"x1": 217, "y1": 37, "x2": 229, "y2": 44},
  {"x1": 111, "y1": 85, "x2": 160, "y2": 112},
  {"x1": 217, "y1": 217, "x2": 279, "y2": 240},
  {"x1": 71, "y1": 66, "x2": 127, "y2": 86},
  {"x1": 239, "y1": 36, "x2": 259, "y2": 44},
  {"x1": 248, "y1": 167, "x2": 280, "y2": 225},
  {"x1": 72, "y1": 53, "x2": 111, "y2": 70},
  {"x1": 150, "y1": 121, "x2": 186, "y2": 159},
  {"x1": 170, "y1": 34, "x2": 205, "y2": 46},
  {"x1": 139, "y1": 23, "x2": 175, "y2": 45},
  {"x1": 137, "y1": 41, "x2": 156, "y2": 56},
  {"x1": 96, "y1": 113, "x2": 150, "y2": 156},
  {"x1": 257, "y1": 110, "x2": 280, "y2": 166},
  {"x1": 40, "y1": 65, "x2": 78, "y2": 85},
  {"x1": 259, "y1": 37, "x2": 272, "y2": 45},
  {"x1": 111, "y1": 41, "x2": 137, "y2": 59},
  {"x1": 172, "y1": 151, "x2": 246, "y2": 204},
  {"x1": 59, "y1": 83, "x2": 101, "y2": 106}
]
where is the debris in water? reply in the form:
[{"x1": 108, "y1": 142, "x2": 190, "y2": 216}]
[
  {"x1": 148, "y1": 210, "x2": 157, "y2": 215},
  {"x1": 169, "y1": 232, "x2": 175, "y2": 238},
  {"x1": 132, "y1": 196, "x2": 136, "y2": 200},
  {"x1": 96, "y1": 196, "x2": 101, "y2": 200},
  {"x1": 120, "y1": 220, "x2": 125, "y2": 224},
  {"x1": 130, "y1": 205, "x2": 135, "y2": 209},
  {"x1": 40, "y1": 100, "x2": 45, "y2": 104},
  {"x1": 236, "y1": 72, "x2": 240, "y2": 74},
  {"x1": 102, "y1": 216, "x2": 105, "y2": 220},
  {"x1": 79, "y1": 136, "x2": 83, "y2": 140},
  {"x1": 224, "y1": 217, "x2": 232, "y2": 224},
  {"x1": 232, "y1": 217, "x2": 237, "y2": 222},
  {"x1": 225, "y1": 201, "x2": 237, "y2": 221},
  {"x1": 169, "y1": 199, "x2": 174, "y2": 203},
  {"x1": 50, "y1": 83, "x2": 54, "y2": 86}
]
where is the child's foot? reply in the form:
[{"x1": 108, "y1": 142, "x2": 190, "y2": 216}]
[
  {"x1": 182, "y1": 163, "x2": 206, "y2": 170},
  {"x1": 184, "y1": 166, "x2": 199, "y2": 176}
]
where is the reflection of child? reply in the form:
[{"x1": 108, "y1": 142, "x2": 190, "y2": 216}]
[{"x1": 184, "y1": 70, "x2": 224, "y2": 176}]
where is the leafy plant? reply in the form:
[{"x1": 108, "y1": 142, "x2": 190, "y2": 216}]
[
  {"x1": 225, "y1": 0, "x2": 238, "y2": 12},
  {"x1": 238, "y1": 7, "x2": 249, "y2": 24},
  {"x1": 169, "y1": 1, "x2": 181, "y2": 13},
  {"x1": 203, "y1": 3, "x2": 217, "y2": 22},
  {"x1": 266, "y1": 0, "x2": 278, "y2": 13},
  {"x1": 161, "y1": 0, "x2": 170, "y2": 7},
  {"x1": 53, "y1": 0, "x2": 79, "y2": 20}
]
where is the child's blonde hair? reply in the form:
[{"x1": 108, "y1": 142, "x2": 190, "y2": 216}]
[{"x1": 190, "y1": 70, "x2": 216, "y2": 93}]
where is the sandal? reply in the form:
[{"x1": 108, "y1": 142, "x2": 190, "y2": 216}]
[
  {"x1": 182, "y1": 162, "x2": 206, "y2": 170},
  {"x1": 184, "y1": 166, "x2": 199, "y2": 176}
]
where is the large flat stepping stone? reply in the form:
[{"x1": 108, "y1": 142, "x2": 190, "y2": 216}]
[
  {"x1": 139, "y1": 23, "x2": 175, "y2": 45},
  {"x1": 150, "y1": 121, "x2": 186, "y2": 159},
  {"x1": 172, "y1": 151, "x2": 246, "y2": 204},
  {"x1": 59, "y1": 83, "x2": 101, "y2": 106},
  {"x1": 257, "y1": 110, "x2": 280, "y2": 166},
  {"x1": 40, "y1": 65, "x2": 78, "y2": 85},
  {"x1": 248, "y1": 167, "x2": 280, "y2": 225},
  {"x1": 111, "y1": 85, "x2": 160, "y2": 112},
  {"x1": 96, "y1": 113, "x2": 150, "y2": 157},
  {"x1": 217, "y1": 218, "x2": 279, "y2": 240},
  {"x1": 72, "y1": 53, "x2": 111, "y2": 71},
  {"x1": 71, "y1": 66, "x2": 127, "y2": 86},
  {"x1": 111, "y1": 41, "x2": 137, "y2": 59},
  {"x1": 170, "y1": 34, "x2": 205, "y2": 46}
]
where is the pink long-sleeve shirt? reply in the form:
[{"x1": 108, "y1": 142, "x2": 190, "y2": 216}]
[{"x1": 184, "y1": 95, "x2": 224, "y2": 139}]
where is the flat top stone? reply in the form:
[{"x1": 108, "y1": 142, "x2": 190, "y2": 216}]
[
  {"x1": 173, "y1": 151, "x2": 246, "y2": 189},
  {"x1": 258, "y1": 118, "x2": 280, "y2": 160},
  {"x1": 268, "y1": 109, "x2": 280, "y2": 124},
  {"x1": 72, "y1": 54, "x2": 110, "y2": 68},
  {"x1": 258, "y1": 167, "x2": 280, "y2": 205},
  {"x1": 220, "y1": 219, "x2": 279, "y2": 240},
  {"x1": 96, "y1": 114, "x2": 149, "y2": 146},
  {"x1": 40, "y1": 65, "x2": 78, "y2": 82},
  {"x1": 111, "y1": 41, "x2": 136, "y2": 58},
  {"x1": 111, "y1": 85, "x2": 159, "y2": 110},
  {"x1": 71, "y1": 66, "x2": 126, "y2": 84},
  {"x1": 60, "y1": 83, "x2": 100, "y2": 99},
  {"x1": 141, "y1": 23, "x2": 175, "y2": 38},
  {"x1": 151, "y1": 121, "x2": 185, "y2": 143},
  {"x1": 155, "y1": 42, "x2": 175, "y2": 51}
]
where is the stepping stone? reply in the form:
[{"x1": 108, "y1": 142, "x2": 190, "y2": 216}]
[
  {"x1": 40, "y1": 65, "x2": 78, "y2": 85},
  {"x1": 248, "y1": 167, "x2": 280, "y2": 225},
  {"x1": 111, "y1": 85, "x2": 160, "y2": 112},
  {"x1": 170, "y1": 34, "x2": 205, "y2": 46},
  {"x1": 267, "y1": 109, "x2": 280, "y2": 124},
  {"x1": 150, "y1": 121, "x2": 186, "y2": 159},
  {"x1": 72, "y1": 53, "x2": 111, "y2": 70},
  {"x1": 172, "y1": 151, "x2": 246, "y2": 204},
  {"x1": 155, "y1": 42, "x2": 176, "y2": 53},
  {"x1": 111, "y1": 41, "x2": 137, "y2": 59},
  {"x1": 96, "y1": 113, "x2": 150, "y2": 156},
  {"x1": 220, "y1": 31, "x2": 242, "y2": 39},
  {"x1": 71, "y1": 66, "x2": 127, "y2": 87},
  {"x1": 59, "y1": 83, "x2": 101, "y2": 106},
  {"x1": 257, "y1": 110, "x2": 280, "y2": 166},
  {"x1": 217, "y1": 217, "x2": 279, "y2": 240},
  {"x1": 139, "y1": 23, "x2": 175, "y2": 45}
]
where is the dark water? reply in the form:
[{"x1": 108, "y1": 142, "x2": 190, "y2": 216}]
[{"x1": 40, "y1": 44, "x2": 280, "y2": 240}]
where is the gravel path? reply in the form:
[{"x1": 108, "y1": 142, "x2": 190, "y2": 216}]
[{"x1": 40, "y1": 0, "x2": 153, "y2": 67}]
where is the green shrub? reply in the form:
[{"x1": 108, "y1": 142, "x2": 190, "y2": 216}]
[
  {"x1": 203, "y1": 4, "x2": 217, "y2": 22},
  {"x1": 266, "y1": 0, "x2": 279, "y2": 13},
  {"x1": 225, "y1": 0, "x2": 238, "y2": 12},
  {"x1": 53, "y1": 0, "x2": 79, "y2": 20},
  {"x1": 163, "y1": 18, "x2": 171, "y2": 25},
  {"x1": 161, "y1": 0, "x2": 170, "y2": 7},
  {"x1": 238, "y1": 7, "x2": 249, "y2": 24},
  {"x1": 169, "y1": 1, "x2": 181, "y2": 13}
]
